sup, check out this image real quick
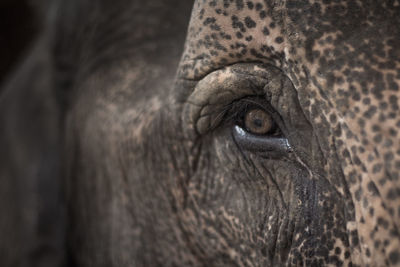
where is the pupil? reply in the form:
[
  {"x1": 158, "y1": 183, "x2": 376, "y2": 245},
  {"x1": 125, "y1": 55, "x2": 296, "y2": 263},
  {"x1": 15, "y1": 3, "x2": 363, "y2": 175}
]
[{"x1": 253, "y1": 119, "x2": 263, "y2": 128}]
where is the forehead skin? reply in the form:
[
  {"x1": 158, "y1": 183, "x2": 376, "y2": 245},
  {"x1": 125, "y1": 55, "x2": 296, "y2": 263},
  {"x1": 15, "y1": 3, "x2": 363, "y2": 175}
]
[{"x1": 178, "y1": 0, "x2": 400, "y2": 266}]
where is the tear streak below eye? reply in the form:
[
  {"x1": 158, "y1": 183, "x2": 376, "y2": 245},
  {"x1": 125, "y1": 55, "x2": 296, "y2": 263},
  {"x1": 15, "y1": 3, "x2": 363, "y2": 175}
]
[{"x1": 233, "y1": 125, "x2": 292, "y2": 154}]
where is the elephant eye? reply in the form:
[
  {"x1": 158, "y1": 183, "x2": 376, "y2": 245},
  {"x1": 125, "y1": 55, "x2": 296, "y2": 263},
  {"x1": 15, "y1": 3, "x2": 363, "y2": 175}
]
[
  {"x1": 232, "y1": 100, "x2": 292, "y2": 154},
  {"x1": 243, "y1": 108, "x2": 275, "y2": 135}
]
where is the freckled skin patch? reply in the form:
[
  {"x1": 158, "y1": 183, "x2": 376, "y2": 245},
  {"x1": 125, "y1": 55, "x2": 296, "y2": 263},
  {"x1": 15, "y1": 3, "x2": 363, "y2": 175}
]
[{"x1": 176, "y1": 0, "x2": 400, "y2": 266}]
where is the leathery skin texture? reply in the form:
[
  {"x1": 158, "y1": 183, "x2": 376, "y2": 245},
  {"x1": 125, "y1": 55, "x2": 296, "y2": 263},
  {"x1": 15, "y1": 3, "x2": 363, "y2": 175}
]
[{"x1": 0, "y1": 0, "x2": 399, "y2": 266}]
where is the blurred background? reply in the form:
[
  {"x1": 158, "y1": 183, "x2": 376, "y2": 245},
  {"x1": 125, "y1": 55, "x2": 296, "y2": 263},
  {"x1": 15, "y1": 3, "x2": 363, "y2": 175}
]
[
  {"x1": 0, "y1": 0, "x2": 48, "y2": 88},
  {"x1": 0, "y1": 2, "x2": 64, "y2": 267}
]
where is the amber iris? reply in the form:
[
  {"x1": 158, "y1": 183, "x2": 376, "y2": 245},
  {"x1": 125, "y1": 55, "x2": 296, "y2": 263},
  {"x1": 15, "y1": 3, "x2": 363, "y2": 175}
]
[{"x1": 244, "y1": 109, "x2": 273, "y2": 135}]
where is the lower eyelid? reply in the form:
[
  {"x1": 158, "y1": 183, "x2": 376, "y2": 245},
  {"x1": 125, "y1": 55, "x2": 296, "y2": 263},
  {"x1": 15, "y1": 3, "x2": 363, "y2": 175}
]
[{"x1": 233, "y1": 125, "x2": 292, "y2": 154}]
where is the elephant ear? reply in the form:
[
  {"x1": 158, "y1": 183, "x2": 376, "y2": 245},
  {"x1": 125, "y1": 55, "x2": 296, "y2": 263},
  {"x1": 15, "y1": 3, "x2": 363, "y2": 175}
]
[{"x1": 0, "y1": 12, "x2": 65, "y2": 267}]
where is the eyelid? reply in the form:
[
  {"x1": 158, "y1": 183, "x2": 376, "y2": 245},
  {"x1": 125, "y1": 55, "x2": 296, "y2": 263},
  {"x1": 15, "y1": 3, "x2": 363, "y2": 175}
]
[
  {"x1": 233, "y1": 125, "x2": 292, "y2": 154},
  {"x1": 182, "y1": 64, "x2": 272, "y2": 139}
]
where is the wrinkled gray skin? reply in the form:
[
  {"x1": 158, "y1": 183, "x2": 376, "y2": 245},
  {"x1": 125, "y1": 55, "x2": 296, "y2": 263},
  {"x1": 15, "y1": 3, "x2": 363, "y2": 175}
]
[{"x1": 1, "y1": 0, "x2": 400, "y2": 266}]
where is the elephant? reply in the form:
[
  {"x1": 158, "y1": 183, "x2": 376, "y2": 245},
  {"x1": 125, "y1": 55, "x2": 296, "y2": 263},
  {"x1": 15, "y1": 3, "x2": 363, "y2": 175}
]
[{"x1": 0, "y1": 0, "x2": 399, "y2": 266}]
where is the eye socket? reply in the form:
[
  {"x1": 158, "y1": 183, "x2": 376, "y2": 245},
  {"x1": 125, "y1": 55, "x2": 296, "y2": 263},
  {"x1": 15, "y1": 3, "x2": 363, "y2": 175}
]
[{"x1": 244, "y1": 108, "x2": 274, "y2": 135}]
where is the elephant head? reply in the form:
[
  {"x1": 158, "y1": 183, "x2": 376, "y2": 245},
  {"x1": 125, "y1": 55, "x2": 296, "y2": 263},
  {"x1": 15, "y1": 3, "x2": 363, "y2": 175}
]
[
  {"x1": 1, "y1": 0, "x2": 399, "y2": 266},
  {"x1": 166, "y1": 1, "x2": 400, "y2": 266}
]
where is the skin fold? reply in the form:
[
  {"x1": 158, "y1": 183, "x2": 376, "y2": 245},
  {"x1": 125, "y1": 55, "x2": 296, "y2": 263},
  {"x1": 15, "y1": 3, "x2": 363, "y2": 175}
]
[{"x1": 0, "y1": 0, "x2": 399, "y2": 266}]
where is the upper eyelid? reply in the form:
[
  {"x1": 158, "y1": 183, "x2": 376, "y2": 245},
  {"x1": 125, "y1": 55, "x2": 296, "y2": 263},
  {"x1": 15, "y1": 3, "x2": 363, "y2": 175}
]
[
  {"x1": 182, "y1": 67, "x2": 269, "y2": 139},
  {"x1": 234, "y1": 98, "x2": 277, "y2": 119},
  {"x1": 181, "y1": 63, "x2": 285, "y2": 140}
]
